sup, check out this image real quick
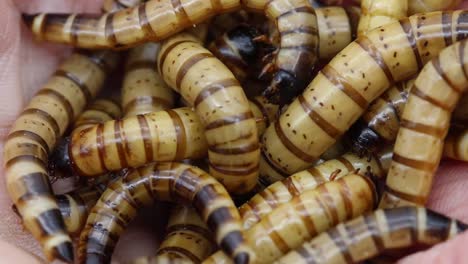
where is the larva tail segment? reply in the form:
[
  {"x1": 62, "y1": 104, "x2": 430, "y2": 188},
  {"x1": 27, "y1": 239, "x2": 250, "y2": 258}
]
[
  {"x1": 78, "y1": 162, "x2": 254, "y2": 264},
  {"x1": 275, "y1": 206, "x2": 468, "y2": 263},
  {"x1": 3, "y1": 50, "x2": 119, "y2": 262},
  {"x1": 158, "y1": 33, "x2": 260, "y2": 195},
  {"x1": 380, "y1": 39, "x2": 468, "y2": 209},
  {"x1": 259, "y1": 10, "x2": 468, "y2": 183}
]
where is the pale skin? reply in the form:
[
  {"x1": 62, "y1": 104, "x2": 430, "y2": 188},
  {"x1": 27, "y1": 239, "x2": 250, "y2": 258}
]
[{"x1": 0, "y1": 0, "x2": 466, "y2": 263}]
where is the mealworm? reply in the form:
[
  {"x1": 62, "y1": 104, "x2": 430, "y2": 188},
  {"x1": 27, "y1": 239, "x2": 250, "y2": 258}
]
[
  {"x1": 3, "y1": 50, "x2": 119, "y2": 262},
  {"x1": 274, "y1": 206, "x2": 468, "y2": 264},
  {"x1": 444, "y1": 127, "x2": 468, "y2": 161},
  {"x1": 409, "y1": 0, "x2": 462, "y2": 15},
  {"x1": 158, "y1": 33, "x2": 259, "y2": 195},
  {"x1": 154, "y1": 206, "x2": 216, "y2": 263},
  {"x1": 243, "y1": 151, "x2": 387, "y2": 229},
  {"x1": 122, "y1": 42, "x2": 175, "y2": 117},
  {"x1": 380, "y1": 39, "x2": 468, "y2": 208},
  {"x1": 77, "y1": 162, "x2": 254, "y2": 264},
  {"x1": 203, "y1": 173, "x2": 377, "y2": 264},
  {"x1": 349, "y1": 78, "x2": 415, "y2": 155},
  {"x1": 260, "y1": 10, "x2": 468, "y2": 183},
  {"x1": 358, "y1": 0, "x2": 408, "y2": 37}
]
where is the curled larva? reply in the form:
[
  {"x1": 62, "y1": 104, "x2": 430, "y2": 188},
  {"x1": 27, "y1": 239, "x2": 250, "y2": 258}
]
[{"x1": 3, "y1": 50, "x2": 119, "y2": 262}]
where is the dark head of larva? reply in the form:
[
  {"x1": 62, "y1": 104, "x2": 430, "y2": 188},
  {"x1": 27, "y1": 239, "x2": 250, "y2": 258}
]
[
  {"x1": 347, "y1": 121, "x2": 382, "y2": 157},
  {"x1": 227, "y1": 24, "x2": 264, "y2": 64},
  {"x1": 263, "y1": 70, "x2": 302, "y2": 106},
  {"x1": 48, "y1": 137, "x2": 73, "y2": 178}
]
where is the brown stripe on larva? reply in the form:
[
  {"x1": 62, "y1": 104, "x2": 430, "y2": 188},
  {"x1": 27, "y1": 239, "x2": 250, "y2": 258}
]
[
  {"x1": 392, "y1": 153, "x2": 438, "y2": 171},
  {"x1": 54, "y1": 69, "x2": 92, "y2": 104},
  {"x1": 321, "y1": 65, "x2": 368, "y2": 110},
  {"x1": 356, "y1": 36, "x2": 395, "y2": 84},
  {"x1": 114, "y1": 121, "x2": 129, "y2": 169},
  {"x1": 279, "y1": 26, "x2": 318, "y2": 37},
  {"x1": 166, "y1": 224, "x2": 213, "y2": 242},
  {"x1": 7, "y1": 130, "x2": 50, "y2": 153},
  {"x1": 400, "y1": 119, "x2": 446, "y2": 138},
  {"x1": 380, "y1": 93, "x2": 401, "y2": 122},
  {"x1": 209, "y1": 160, "x2": 259, "y2": 176},
  {"x1": 95, "y1": 124, "x2": 108, "y2": 172},
  {"x1": 384, "y1": 185, "x2": 427, "y2": 204},
  {"x1": 105, "y1": 184, "x2": 138, "y2": 210},
  {"x1": 274, "y1": 121, "x2": 316, "y2": 163},
  {"x1": 193, "y1": 78, "x2": 240, "y2": 107},
  {"x1": 328, "y1": 227, "x2": 354, "y2": 263},
  {"x1": 295, "y1": 195, "x2": 317, "y2": 236},
  {"x1": 258, "y1": 189, "x2": 278, "y2": 209},
  {"x1": 16, "y1": 173, "x2": 52, "y2": 204},
  {"x1": 209, "y1": 142, "x2": 259, "y2": 155},
  {"x1": 21, "y1": 108, "x2": 60, "y2": 138},
  {"x1": 432, "y1": 57, "x2": 464, "y2": 94},
  {"x1": 306, "y1": 167, "x2": 324, "y2": 181},
  {"x1": 36, "y1": 88, "x2": 74, "y2": 123},
  {"x1": 138, "y1": 3, "x2": 157, "y2": 39},
  {"x1": 298, "y1": 94, "x2": 341, "y2": 139},
  {"x1": 337, "y1": 179, "x2": 353, "y2": 219},
  {"x1": 70, "y1": 15, "x2": 79, "y2": 46},
  {"x1": 5, "y1": 155, "x2": 47, "y2": 169},
  {"x1": 137, "y1": 115, "x2": 154, "y2": 163},
  {"x1": 166, "y1": 110, "x2": 187, "y2": 160},
  {"x1": 425, "y1": 210, "x2": 452, "y2": 241},
  {"x1": 157, "y1": 247, "x2": 201, "y2": 263},
  {"x1": 297, "y1": 246, "x2": 317, "y2": 264},
  {"x1": 262, "y1": 217, "x2": 290, "y2": 254},
  {"x1": 175, "y1": 53, "x2": 213, "y2": 89},
  {"x1": 158, "y1": 39, "x2": 198, "y2": 74},
  {"x1": 275, "y1": 6, "x2": 315, "y2": 20},
  {"x1": 459, "y1": 40, "x2": 468, "y2": 81},
  {"x1": 250, "y1": 98, "x2": 271, "y2": 127},
  {"x1": 283, "y1": 177, "x2": 301, "y2": 196},
  {"x1": 399, "y1": 19, "x2": 423, "y2": 70},
  {"x1": 123, "y1": 96, "x2": 173, "y2": 114},
  {"x1": 171, "y1": 0, "x2": 191, "y2": 28},
  {"x1": 125, "y1": 59, "x2": 156, "y2": 72},
  {"x1": 363, "y1": 214, "x2": 385, "y2": 251},
  {"x1": 105, "y1": 13, "x2": 117, "y2": 46},
  {"x1": 336, "y1": 157, "x2": 356, "y2": 173},
  {"x1": 456, "y1": 11, "x2": 468, "y2": 41},
  {"x1": 317, "y1": 184, "x2": 339, "y2": 225},
  {"x1": 442, "y1": 12, "x2": 453, "y2": 47},
  {"x1": 411, "y1": 84, "x2": 452, "y2": 111},
  {"x1": 261, "y1": 150, "x2": 289, "y2": 178},
  {"x1": 205, "y1": 112, "x2": 254, "y2": 130}
]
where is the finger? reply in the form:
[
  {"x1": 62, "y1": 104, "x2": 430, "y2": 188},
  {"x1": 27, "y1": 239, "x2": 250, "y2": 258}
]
[
  {"x1": 0, "y1": 239, "x2": 43, "y2": 264},
  {"x1": 13, "y1": 0, "x2": 103, "y2": 13}
]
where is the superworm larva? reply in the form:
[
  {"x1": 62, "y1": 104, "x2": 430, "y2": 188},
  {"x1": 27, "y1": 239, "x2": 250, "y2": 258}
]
[
  {"x1": 274, "y1": 206, "x2": 468, "y2": 264},
  {"x1": 409, "y1": 0, "x2": 463, "y2": 15},
  {"x1": 380, "y1": 40, "x2": 468, "y2": 208},
  {"x1": 259, "y1": 11, "x2": 468, "y2": 183},
  {"x1": 155, "y1": 206, "x2": 216, "y2": 263},
  {"x1": 358, "y1": 0, "x2": 408, "y2": 37},
  {"x1": 158, "y1": 33, "x2": 259, "y2": 195},
  {"x1": 3, "y1": 50, "x2": 119, "y2": 262},
  {"x1": 444, "y1": 128, "x2": 468, "y2": 161},
  {"x1": 77, "y1": 162, "x2": 254, "y2": 264},
  {"x1": 203, "y1": 173, "x2": 377, "y2": 264},
  {"x1": 243, "y1": 151, "x2": 387, "y2": 229},
  {"x1": 349, "y1": 78, "x2": 415, "y2": 155},
  {"x1": 122, "y1": 42, "x2": 175, "y2": 117}
]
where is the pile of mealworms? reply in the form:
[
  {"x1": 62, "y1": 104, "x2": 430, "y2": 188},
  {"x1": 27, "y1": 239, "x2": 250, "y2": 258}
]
[{"x1": 5, "y1": 0, "x2": 468, "y2": 263}]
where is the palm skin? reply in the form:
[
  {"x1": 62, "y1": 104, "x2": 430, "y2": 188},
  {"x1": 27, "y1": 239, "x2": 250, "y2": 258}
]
[{"x1": 0, "y1": 0, "x2": 466, "y2": 263}]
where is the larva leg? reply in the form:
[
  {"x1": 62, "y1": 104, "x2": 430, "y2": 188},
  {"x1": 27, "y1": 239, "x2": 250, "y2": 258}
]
[
  {"x1": 274, "y1": 206, "x2": 468, "y2": 264},
  {"x1": 358, "y1": 0, "x2": 408, "y2": 37},
  {"x1": 158, "y1": 33, "x2": 260, "y2": 195},
  {"x1": 242, "y1": 151, "x2": 386, "y2": 229},
  {"x1": 380, "y1": 40, "x2": 468, "y2": 208},
  {"x1": 77, "y1": 162, "x2": 254, "y2": 264},
  {"x1": 409, "y1": 0, "x2": 462, "y2": 15},
  {"x1": 3, "y1": 51, "x2": 119, "y2": 262},
  {"x1": 444, "y1": 127, "x2": 468, "y2": 161},
  {"x1": 249, "y1": 96, "x2": 279, "y2": 136},
  {"x1": 260, "y1": 11, "x2": 468, "y2": 183},
  {"x1": 349, "y1": 78, "x2": 415, "y2": 155},
  {"x1": 204, "y1": 173, "x2": 377, "y2": 264}
]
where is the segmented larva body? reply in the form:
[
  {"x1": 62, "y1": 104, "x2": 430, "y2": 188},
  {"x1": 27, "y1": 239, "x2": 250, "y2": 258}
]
[
  {"x1": 154, "y1": 206, "x2": 216, "y2": 263},
  {"x1": 243, "y1": 151, "x2": 386, "y2": 229},
  {"x1": 249, "y1": 96, "x2": 279, "y2": 136},
  {"x1": 122, "y1": 42, "x2": 175, "y2": 117},
  {"x1": 102, "y1": 0, "x2": 144, "y2": 13},
  {"x1": 74, "y1": 99, "x2": 122, "y2": 133},
  {"x1": 444, "y1": 128, "x2": 468, "y2": 161},
  {"x1": 358, "y1": 0, "x2": 408, "y2": 37},
  {"x1": 77, "y1": 162, "x2": 254, "y2": 264},
  {"x1": 3, "y1": 51, "x2": 119, "y2": 262},
  {"x1": 204, "y1": 173, "x2": 377, "y2": 264},
  {"x1": 409, "y1": 0, "x2": 463, "y2": 15},
  {"x1": 259, "y1": 11, "x2": 468, "y2": 183},
  {"x1": 349, "y1": 78, "x2": 415, "y2": 154},
  {"x1": 275, "y1": 206, "x2": 468, "y2": 264},
  {"x1": 69, "y1": 107, "x2": 207, "y2": 176},
  {"x1": 380, "y1": 40, "x2": 468, "y2": 208},
  {"x1": 158, "y1": 33, "x2": 259, "y2": 195}
]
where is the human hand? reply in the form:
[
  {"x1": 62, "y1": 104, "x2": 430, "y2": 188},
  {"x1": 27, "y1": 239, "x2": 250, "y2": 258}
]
[{"x1": 0, "y1": 0, "x2": 466, "y2": 263}]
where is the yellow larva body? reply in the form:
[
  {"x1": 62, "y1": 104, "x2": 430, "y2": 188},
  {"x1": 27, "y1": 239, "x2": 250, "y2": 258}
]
[
  {"x1": 358, "y1": 0, "x2": 408, "y2": 37},
  {"x1": 102, "y1": 0, "x2": 145, "y2": 13},
  {"x1": 3, "y1": 51, "x2": 119, "y2": 262},
  {"x1": 243, "y1": 151, "x2": 386, "y2": 229},
  {"x1": 73, "y1": 99, "x2": 122, "y2": 133},
  {"x1": 380, "y1": 40, "x2": 468, "y2": 208},
  {"x1": 409, "y1": 0, "x2": 463, "y2": 15},
  {"x1": 274, "y1": 206, "x2": 467, "y2": 264},
  {"x1": 260, "y1": 11, "x2": 468, "y2": 183},
  {"x1": 122, "y1": 42, "x2": 175, "y2": 117},
  {"x1": 203, "y1": 173, "x2": 377, "y2": 264},
  {"x1": 158, "y1": 33, "x2": 259, "y2": 195},
  {"x1": 444, "y1": 128, "x2": 468, "y2": 161},
  {"x1": 77, "y1": 162, "x2": 254, "y2": 264}
]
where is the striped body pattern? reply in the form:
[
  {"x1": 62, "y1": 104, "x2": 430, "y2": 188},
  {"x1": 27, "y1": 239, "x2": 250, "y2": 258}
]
[
  {"x1": 77, "y1": 162, "x2": 254, "y2": 264},
  {"x1": 122, "y1": 42, "x2": 175, "y2": 117},
  {"x1": 74, "y1": 99, "x2": 122, "y2": 133},
  {"x1": 260, "y1": 11, "x2": 468, "y2": 183},
  {"x1": 3, "y1": 51, "x2": 119, "y2": 262},
  {"x1": 155, "y1": 206, "x2": 216, "y2": 263},
  {"x1": 409, "y1": 0, "x2": 462, "y2": 15},
  {"x1": 358, "y1": 0, "x2": 408, "y2": 37},
  {"x1": 275, "y1": 206, "x2": 468, "y2": 264},
  {"x1": 380, "y1": 40, "x2": 468, "y2": 208},
  {"x1": 242, "y1": 152, "x2": 386, "y2": 229},
  {"x1": 204, "y1": 173, "x2": 377, "y2": 264},
  {"x1": 158, "y1": 33, "x2": 260, "y2": 195},
  {"x1": 69, "y1": 107, "x2": 208, "y2": 176},
  {"x1": 444, "y1": 128, "x2": 468, "y2": 161},
  {"x1": 249, "y1": 96, "x2": 279, "y2": 136}
]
